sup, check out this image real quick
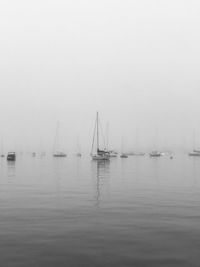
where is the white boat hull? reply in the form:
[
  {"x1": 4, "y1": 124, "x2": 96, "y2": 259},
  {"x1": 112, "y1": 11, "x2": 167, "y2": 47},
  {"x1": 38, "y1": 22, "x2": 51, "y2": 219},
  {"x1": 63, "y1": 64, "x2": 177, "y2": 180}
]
[{"x1": 91, "y1": 155, "x2": 110, "y2": 160}]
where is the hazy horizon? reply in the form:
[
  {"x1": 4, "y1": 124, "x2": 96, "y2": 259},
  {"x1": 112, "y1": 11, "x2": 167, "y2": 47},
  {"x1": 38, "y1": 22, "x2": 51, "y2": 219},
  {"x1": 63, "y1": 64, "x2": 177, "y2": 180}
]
[{"x1": 1, "y1": 0, "x2": 200, "y2": 152}]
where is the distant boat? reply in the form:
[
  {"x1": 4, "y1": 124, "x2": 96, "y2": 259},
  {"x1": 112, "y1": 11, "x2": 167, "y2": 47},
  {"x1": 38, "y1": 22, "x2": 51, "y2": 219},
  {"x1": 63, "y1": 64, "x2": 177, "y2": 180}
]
[
  {"x1": 188, "y1": 130, "x2": 200, "y2": 156},
  {"x1": 91, "y1": 112, "x2": 109, "y2": 161},
  {"x1": 149, "y1": 151, "x2": 161, "y2": 157},
  {"x1": 105, "y1": 123, "x2": 118, "y2": 158},
  {"x1": 32, "y1": 152, "x2": 36, "y2": 157},
  {"x1": 120, "y1": 137, "x2": 128, "y2": 158},
  {"x1": 120, "y1": 153, "x2": 128, "y2": 158},
  {"x1": 53, "y1": 151, "x2": 67, "y2": 157},
  {"x1": 193, "y1": 149, "x2": 200, "y2": 153},
  {"x1": 53, "y1": 121, "x2": 67, "y2": 157},
  {"x1": 76, "y1": 137, "x2": 82, "y2": 157},
  {"x1": 188, "y1": 150, "x2": 200, "y2": 156},
  {"x1": 7, "y1": 152, "x2": 16, "y2": 161}
]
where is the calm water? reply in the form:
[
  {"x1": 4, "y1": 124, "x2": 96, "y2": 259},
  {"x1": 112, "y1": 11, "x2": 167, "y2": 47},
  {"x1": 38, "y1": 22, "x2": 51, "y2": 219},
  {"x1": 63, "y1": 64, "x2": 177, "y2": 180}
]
[{"x1": 0, "y1": 154, "x2": 200, "y2": 267}]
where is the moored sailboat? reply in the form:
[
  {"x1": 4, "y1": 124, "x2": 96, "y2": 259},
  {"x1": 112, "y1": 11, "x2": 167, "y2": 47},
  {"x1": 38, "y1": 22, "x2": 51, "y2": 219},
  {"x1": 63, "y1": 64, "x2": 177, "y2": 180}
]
[
  {"x1": 149, "y1": 150, "x2": 161, "y2": 157},
  {"x1": 120, "y1": 137, "x2": 128, "y2": 158},
  {"x1": 7, "y1": 152, "x2": 16, "y2": 161},
  {"x1": 105, "y1": 123, "x2": 118, "y2": 157},
  {"x1": 76, "y1": 137, "x2": 82, "y2": 157},
  {"x1": 188, "y1": 150, "x2": 200, "y2": 156},
  {"x1": 91, "y1": 112, "x2": 109, "y2": 161},
  {"x1": 188, "y1": 130, "x2": 200, "y2": 156},
  {"x1": 120, "y1": 153, "x2": 128, "y2": 158},
  {"x1": 53, "y1": 122, "x2": 67, "y2": 157}
]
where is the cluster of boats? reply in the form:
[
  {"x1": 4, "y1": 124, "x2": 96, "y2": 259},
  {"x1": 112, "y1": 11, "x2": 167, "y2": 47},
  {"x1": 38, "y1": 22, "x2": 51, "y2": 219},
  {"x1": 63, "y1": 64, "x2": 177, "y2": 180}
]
[
  {"x1": 1, "y1": 152, "x2": 16, "y2": 161},
  {"x1": 2, "y1": 113, "x2": 200, "y2": 161},
  {"x1": 90, "y1": 113, "x2": 172, "y2": 160},
  {"x1": 2, "y1": 149, "x2": 200, "y2": 162}
]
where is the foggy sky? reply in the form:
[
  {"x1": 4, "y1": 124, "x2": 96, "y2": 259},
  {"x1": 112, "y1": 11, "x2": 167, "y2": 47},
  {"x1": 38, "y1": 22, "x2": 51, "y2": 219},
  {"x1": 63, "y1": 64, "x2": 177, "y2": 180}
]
[{"x1": 0, "y1": 0, "x2": 200, "y2": 153}]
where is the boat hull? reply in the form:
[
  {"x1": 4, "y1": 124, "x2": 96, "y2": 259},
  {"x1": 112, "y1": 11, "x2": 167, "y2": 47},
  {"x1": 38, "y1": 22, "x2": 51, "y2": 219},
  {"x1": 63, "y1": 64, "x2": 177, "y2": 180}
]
[
  {"x1": 91, "y1": 155, "x2": 110, "y2": 160},
  {"x1": 7, "y1": 153, "x2": 16, "y2": 161},
  {"x1": 188, "y1": 152, "x2": 200, "y2": 156},
  {"x1": 120, "y1": 154, "x2": 128, "y2": 158},
  {"x1": 149, "y1": 151, "x2": 161, "y2": 157},
  {"x1": 53, "y1": 154, "x2": 67, "y2": 157}
]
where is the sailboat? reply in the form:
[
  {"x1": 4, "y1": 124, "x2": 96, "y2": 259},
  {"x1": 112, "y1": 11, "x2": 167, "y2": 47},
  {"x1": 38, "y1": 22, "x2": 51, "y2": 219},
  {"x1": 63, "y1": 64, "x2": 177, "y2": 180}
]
[
  {"x1": 188, "y1": 129, "x2": 200, "y2": 156},
  {"x1": 105, "y1": 122, "x2": 118, "y2": 157},
  {"x1": 91, "y1": 112, "x2": 110, "y2": 160},
  {"x1": 149, "y1": 150, "x2": 161, "y2": 157},
  {"x1": 120, "y1": 137, "x2": 128, "y2": 158},
  {"x1": 76, "y1": 137, "x2": 82, "y2": 157},
  {"x1": 188, "y1": 150, "x2": 200, "y2": 156},
  {"x1": 53, "y1": 122, "x2": 67, "y2": 157},
  {"x1": 149, "y1": 128, "x2": 161, "y2": 157}
]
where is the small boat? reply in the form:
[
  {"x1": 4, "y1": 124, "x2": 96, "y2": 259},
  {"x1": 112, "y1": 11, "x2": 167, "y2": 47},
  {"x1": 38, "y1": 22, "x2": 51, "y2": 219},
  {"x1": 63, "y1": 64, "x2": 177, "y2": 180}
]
[
  {"x1": 32, "y1": 152, "x2": 36, "y2": 157},
  {"x1": 193, "y1": 149, "x2": 200, "y2": 153},
  {"x1": 188, "y1": 150, "x2": 200, "y2": 156},
  {"x1": 53, "y1": 122, "x2": 67, "y2": 157},
  {"x1": 105, "y1": 123, "x2": 117, "y2": 158},
  {"x1": 1, "y1": 154, "x2": 5, "y2": 158},
  {"x1": 53, "y1": 151, "x2": 67, "y2": 157},
  {"x1": 149, "y1": 151, "x2": 161, "y2": 157},
  {"x1": 120, "y1": 153, "x2": 128, "y2": 158},
  {"x1": 91, "y1": 112, "x2": 109, "y2": 161},
  {"x1": 7, "y1": 152, "x2": 16, "y2": 161},
  {"x1": 188, "y1": 130, "x2": 200, "y2": 156},
  {"x1": 92, "y1": 154, "x2": 110, "y2": 160},
  {"x1": 120, "y1": 137, "x2": 128, "y2": 158},
  {"x1": 76, "y1": 137, "x2": 82, "y2": 157}
]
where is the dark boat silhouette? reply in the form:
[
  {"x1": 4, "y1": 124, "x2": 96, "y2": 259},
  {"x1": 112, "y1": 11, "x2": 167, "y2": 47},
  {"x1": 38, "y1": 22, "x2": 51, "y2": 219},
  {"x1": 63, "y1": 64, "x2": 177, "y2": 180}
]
[{"x1": 7, "y1": 152, "x2": 16, "y2": 161}]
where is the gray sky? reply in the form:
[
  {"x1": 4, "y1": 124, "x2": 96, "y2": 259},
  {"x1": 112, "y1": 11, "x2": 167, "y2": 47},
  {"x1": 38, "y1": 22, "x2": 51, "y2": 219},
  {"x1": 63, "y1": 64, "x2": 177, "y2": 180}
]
[{"x1": 0, "y1": 0, "x2": 200, "y2": 152}]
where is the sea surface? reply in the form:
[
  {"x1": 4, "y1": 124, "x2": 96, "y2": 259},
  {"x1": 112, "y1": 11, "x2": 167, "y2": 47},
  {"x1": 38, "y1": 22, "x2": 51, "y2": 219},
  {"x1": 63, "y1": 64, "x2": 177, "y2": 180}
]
[{"x1": 0, "y1": 154, "x2": 200, "y2": 267}]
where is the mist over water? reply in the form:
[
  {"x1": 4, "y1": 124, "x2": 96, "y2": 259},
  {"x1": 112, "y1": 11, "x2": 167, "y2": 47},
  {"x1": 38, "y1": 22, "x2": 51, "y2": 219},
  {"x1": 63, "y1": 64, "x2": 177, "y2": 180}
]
[
  {"x1": 1, "y1": 1, "x2": 200, "y2": 152},
  {"x1": 1, "y1": 1, "x2": 200, "y2": 266}
]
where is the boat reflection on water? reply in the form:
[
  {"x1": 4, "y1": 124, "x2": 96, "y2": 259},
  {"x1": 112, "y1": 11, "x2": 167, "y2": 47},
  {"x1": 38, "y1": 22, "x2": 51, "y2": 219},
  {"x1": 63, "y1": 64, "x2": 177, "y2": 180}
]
[
  {"x1": 7, "y1": 161, "x2": 16, "y2": 178},
  {"x1": 53, "y1": 157, "x2": 62, "y2": 187},
  {"x1": 92, "y1": 160, "x2": 110, "y2": 207}
]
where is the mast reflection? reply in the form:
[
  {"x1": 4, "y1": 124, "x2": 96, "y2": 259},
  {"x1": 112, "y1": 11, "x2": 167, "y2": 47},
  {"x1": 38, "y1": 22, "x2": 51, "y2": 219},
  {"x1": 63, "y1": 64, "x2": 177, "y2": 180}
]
[
  {"x1": 7, "y1": 161, "x2": 16, "y2": 178},
  {"x1": 92, "y1": 160, "x2": 110, "y2": 207}
]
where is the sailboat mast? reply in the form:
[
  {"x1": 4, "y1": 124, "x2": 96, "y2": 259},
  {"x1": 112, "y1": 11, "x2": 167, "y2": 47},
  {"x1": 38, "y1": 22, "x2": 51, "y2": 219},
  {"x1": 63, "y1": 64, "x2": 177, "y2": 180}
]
[
  {"x1": 106, "y1": 122, "x2": 109, "y2": 151},
  {"x1": 193, "y1": 129, "x2": 195, "y2": 150},
  {"x1": 53, "y1": 121, "x2": 60, "y2": 153},
  {"x1": 97, "y1": 112, "x2": 99, "y2": 153}
]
